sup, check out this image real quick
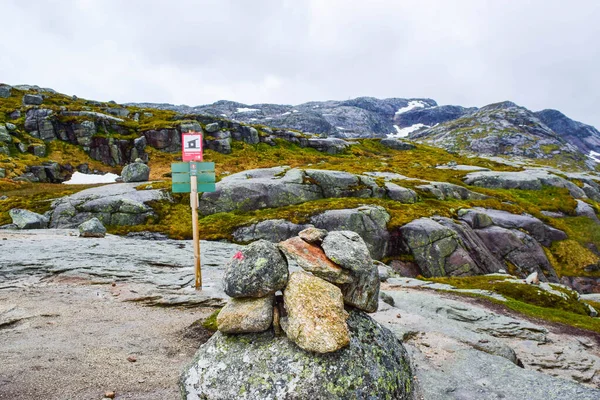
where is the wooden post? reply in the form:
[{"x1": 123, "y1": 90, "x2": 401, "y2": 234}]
[{"x1": 190, "y1": 162, "x2": 202, "y2": 290}]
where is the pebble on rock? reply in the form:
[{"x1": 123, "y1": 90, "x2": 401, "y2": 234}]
[{"x1": 298, "y1": 226, "x2": 328, "y2": 243}]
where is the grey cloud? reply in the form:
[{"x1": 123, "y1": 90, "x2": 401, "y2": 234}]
[{"x1": 0, "y1": 0, "x2": 599, "y2": 127}]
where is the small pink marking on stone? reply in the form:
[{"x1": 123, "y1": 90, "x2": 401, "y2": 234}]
[{"x1": 233, "y1": 251, "x2": 244, "y2": 260}]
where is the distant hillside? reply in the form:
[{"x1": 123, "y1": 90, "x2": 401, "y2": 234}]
[
  {"x1": 1, "y1": 83, "x2": 599, "y2": 174},
  {"x1": 408, "y1": 101, "x2": 589, "y2": 169},
  {"x1": 129, "y1": 97, "x2": 438, "y2": 138},
  {"x1": 131, "y1": 96, "x2": 600, "y2": 168}
]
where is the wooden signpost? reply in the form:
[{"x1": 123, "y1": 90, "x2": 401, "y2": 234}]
[{"x1": 171, "y1": 132, "x2": 216, "y2": 290}]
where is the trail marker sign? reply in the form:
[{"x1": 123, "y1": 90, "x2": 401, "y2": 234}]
[
  {"x1": 171, "y1": 131, "x2": 214, "y2": 290},
  {"x1": 182, "y1": 132, "x2": 203, "y2": 161}
]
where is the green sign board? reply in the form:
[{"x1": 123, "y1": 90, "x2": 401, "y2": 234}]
[
  {"x1": 171, "y1": 162, "x2": 216, "y2": 193},
  {"x1": 172, "y1": 182, "x2": 216, "y2": 193}
]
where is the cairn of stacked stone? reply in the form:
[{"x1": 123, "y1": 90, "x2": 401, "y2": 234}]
[{"x1": 216, "y1": 227, "x2": 380, "y2": 353}]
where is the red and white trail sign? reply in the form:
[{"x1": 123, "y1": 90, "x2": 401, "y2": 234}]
[{"x1": 182, "y1": 132, "x2": 203, "y2": 161}]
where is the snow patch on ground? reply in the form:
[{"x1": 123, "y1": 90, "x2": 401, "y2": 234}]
[
  {"x1": 589, "y1": 151, "x2": 600, "y2": 163},
  {"x1": 336, "y1": 126, "x2": 345, "y2": 130},
  {"x1": 236, "y1": 107, "x2": 259, "y2": 113},
  {"x1": 388, "y1": 123, "x2": 429, "y2": 138},
  {"x1": 395, "y1": 101, "x2": 428, "y2": 115},
  {"x1": 63, "y1": 172, "x2": 119, "y2": 185}
]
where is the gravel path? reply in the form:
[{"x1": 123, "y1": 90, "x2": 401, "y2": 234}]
[{"x1": 0, "y1": 230, "x2": 240, "y2": 400}]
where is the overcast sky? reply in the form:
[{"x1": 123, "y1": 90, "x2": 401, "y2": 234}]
[{"x1": 1, "y1": 0, "x2": 599, "y2": 126}]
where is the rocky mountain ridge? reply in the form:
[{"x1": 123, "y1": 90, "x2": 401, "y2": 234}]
[
  {"x1": 131, "y1": 97, "x2": 438, "y2": 138},
  {"x1": 2, "y1": 82, "x2": 599, "y2": 173},
  {"x1": 131, "y1": 96, "x2": 600, "y2": 168}
]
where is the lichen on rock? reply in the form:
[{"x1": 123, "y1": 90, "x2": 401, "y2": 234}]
[
  {"x1": 223, "y1": 240, "x2": 288, "y2": 298},
  {"x1": 282, "y1": 271, "x2": 350, "y2": 353},
  {"x1": 181, "y1": 310, "x2": 414, "y2": 400},
  {"x1": 217, "y1": 296, "x2": 274, "y2": 334}
]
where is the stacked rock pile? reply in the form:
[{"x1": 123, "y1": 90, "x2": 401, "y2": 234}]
[{"x1": 216, "y1": 227, "x2": 380, "y2": 353}]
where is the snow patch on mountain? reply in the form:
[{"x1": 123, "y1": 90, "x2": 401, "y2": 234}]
[
  {"x1": 395, "y1": 101, "x2": 429, "y2": 115},
  {"x1": 589, "y1": 151, "x2": 600, "y2": 163},
  {"x1": 388, "y1": 123, "x2": 429, "y2": 138}
]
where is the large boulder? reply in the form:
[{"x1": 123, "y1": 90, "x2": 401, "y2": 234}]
[
  {"x1": 433, "y1": 217, "x2": 505, "y2": 274},
  {"x1": 24, "y1": 108, "x2": 55, "y2": 140},
  {"x1": 142, "y1": 128, "x2": 181, "y2": 152},
  {"x1": 282, "y1": 272, "x2": 349, "y2": 353},
  {"x1": 217, "y1": 296, "x2": 274, "y2": 334},
  {"x1": 181, "y1": 310, "x2": 414, "y2": 400},
  {"x1": 0, "y1": 85, "x2": 11, "y2": 98},
  {"x1": 458, "y1": 207, "x2": 567, "y2": 246},
  {"x1": 199, "y1": 167, "x2": 412, "y2": 216},
  {"x1": 306, "y1": 138, "x2": 350, "y2": 154},
  {"x1": 78, "y1": 217, "x2": 106, "y2": 238},
  {"x1": 464, "y1": 169, "x2": 586, "y2": 199},
  {"x1": 0, "y1": 125, "x2": 11, "y2": 143},
  {"x1": 416, "y1": 182, "x2": 489, "y2": 200},
  {"x1": 49, "y1": 183, "x2": 166, "y2": 228},
  {"x1": 223, "y1": 240, "x2": 288, "y2": 298},
  {"x1": 385, "y1": 182, "x2": 419, "y2": 203},
  {"x1": 23, "y1": 94, "x2": 43, "y2": 105},
  {"x1": 575, "y1": 200, "x2": 600, "y2": 223},
  {"x1": 121, "y1": 161, "x2": 150, "y2": 182},
  {"x1": 474, "y1": 226, "x2": 559, "y2": 282},
  {"x1": 204, "y1": 138, "x2": 231, "y2": 154},
  {"x1": 199, "y1": 167, "x2": 322, "y2": 215},
  {"x1": 232, "y1": 219, "x2": 312, "y2": 243},
  {"x1": 23, "y1": 162, "x2": 73, "y2": 183},
  {"x1": 399, "y1": 218, "x2": 485, "y2": 277},
  {"x1": 311, "y1": 205, "x2": 391, "y2": 260},
  {"x1": 380, "y1": 138, "x2": 416, "y2": 150},
  {"x1": 9, "y1": 209, "x2": 49, "y2": 229},
  {"x1": 305, "y1": 169, "x2": 379, "y2": 198}
]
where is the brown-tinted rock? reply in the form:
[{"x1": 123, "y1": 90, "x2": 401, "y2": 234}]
[
  {"x1": 279, "y1": 237, "x2": 353, "y2": 284},
  {"x1": 298, "y1": 227, "x2": 328, "y2": 244},
  {"x1": 282, "y1": 272, "x2": 350, "y2": 353},
  {"x1": 217, "y1": 296, "x2": 274, "y2": 334}
]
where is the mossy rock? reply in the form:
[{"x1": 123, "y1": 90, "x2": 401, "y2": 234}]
[{"x1": 181, "y1": 310, "x2": 413, "y2": 400}]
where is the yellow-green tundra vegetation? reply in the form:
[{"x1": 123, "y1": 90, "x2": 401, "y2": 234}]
[{"x1": 1, "y1": 86, "x2": 599, "y2": 334}]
